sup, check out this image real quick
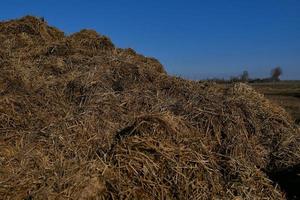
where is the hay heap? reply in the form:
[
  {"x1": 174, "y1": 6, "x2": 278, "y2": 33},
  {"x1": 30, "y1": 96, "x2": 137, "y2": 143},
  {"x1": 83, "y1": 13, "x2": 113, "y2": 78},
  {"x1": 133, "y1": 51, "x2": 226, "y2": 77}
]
[{"x1": 0, "y1": 16, "x2": 299, "y2": 200}]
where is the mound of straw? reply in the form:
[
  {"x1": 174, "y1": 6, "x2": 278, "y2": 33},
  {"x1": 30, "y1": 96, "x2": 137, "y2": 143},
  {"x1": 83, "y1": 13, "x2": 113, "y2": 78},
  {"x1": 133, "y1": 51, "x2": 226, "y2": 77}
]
[{"x1": 0, "y1": 16, "x2": 299, "y2": 200}]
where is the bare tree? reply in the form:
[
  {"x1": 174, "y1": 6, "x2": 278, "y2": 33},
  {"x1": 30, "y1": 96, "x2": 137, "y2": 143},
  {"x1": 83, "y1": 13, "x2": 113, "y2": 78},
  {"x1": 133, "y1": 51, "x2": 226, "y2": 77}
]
[
  {"x1": 241, "y1": 70, "x2": 249, "y2": 82},
  {"x1": 271, "y1": 67, "x2": 282, "y2": 81}
]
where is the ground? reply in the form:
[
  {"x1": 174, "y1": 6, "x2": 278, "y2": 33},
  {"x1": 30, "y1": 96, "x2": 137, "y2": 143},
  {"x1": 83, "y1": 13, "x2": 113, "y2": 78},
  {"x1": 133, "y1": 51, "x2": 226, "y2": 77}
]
[{"x1": 251, "y1": 81, "x2": 300, "y2": 125}]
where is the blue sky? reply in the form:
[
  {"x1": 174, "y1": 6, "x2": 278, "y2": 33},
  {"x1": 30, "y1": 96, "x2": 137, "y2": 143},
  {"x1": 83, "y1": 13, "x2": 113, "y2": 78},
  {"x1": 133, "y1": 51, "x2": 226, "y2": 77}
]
[{"x1": 1, "y1": 0, "x2": 300, "y2": 79}]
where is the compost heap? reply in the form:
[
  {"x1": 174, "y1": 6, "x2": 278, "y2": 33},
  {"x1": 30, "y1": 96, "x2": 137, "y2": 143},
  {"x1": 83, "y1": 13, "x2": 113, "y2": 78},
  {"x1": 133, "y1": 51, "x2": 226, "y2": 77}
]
[{"x1": 1, "y1": 16, "x2": 300, "y2": 200}]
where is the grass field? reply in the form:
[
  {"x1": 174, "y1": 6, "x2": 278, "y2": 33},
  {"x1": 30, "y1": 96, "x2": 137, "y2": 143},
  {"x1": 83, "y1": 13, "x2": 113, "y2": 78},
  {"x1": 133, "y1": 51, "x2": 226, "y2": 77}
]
[{"x1": 251, "y1": 81, "x2": 300, "y2": 125}]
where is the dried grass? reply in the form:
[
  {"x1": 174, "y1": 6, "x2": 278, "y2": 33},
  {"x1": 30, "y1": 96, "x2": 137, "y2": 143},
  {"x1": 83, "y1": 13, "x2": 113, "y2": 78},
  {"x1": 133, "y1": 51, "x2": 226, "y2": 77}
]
[{"x1": 0, "y1": 16, "x2": 299, "y2": 200}]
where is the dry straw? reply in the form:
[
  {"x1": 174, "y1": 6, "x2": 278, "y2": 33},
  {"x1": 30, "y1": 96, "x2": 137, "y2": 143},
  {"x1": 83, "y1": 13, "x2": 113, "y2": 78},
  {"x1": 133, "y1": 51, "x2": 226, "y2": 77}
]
[{"x1": 0, "y1": 16, "x2": 299, "y2": 200}]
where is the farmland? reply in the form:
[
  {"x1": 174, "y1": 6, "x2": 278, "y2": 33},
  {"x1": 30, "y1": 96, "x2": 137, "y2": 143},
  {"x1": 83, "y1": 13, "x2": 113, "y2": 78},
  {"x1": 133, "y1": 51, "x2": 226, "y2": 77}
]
[{"x1": 251, "y1": 81, "x2": 300, "y2": 125}]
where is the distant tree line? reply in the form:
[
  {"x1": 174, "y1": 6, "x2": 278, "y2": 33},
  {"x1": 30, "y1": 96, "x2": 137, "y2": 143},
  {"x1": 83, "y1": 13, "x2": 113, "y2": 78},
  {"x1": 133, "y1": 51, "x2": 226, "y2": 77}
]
[{"x1": 206, "y1": 67, "x2": 283, "y2": 83}]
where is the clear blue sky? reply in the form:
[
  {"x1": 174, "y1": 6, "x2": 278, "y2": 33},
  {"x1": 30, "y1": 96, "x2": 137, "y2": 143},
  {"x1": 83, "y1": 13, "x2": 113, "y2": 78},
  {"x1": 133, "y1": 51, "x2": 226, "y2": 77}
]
[{"x1": 1, "y1": 0, "x2": 300, "y2": 79}]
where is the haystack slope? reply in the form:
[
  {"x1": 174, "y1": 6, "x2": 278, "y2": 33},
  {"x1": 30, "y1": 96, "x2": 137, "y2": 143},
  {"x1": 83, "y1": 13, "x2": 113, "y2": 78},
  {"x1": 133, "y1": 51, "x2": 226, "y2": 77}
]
[{"x1": 0, "y1": 16, "x2": 299, "y2": 200}]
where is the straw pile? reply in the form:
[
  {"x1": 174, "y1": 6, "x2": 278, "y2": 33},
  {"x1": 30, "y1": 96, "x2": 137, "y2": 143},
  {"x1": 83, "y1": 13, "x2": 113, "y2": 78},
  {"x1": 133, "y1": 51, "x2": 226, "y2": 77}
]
[{"x1": 0, "y1": 16, "x2": 299, "y2": 200}]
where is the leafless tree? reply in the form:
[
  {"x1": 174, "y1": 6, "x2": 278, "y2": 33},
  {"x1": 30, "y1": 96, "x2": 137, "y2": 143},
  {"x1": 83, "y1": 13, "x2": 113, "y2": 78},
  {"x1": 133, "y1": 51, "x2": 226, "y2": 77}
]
[
  {"x1": 271, "y1": 67, "x2": 282, "y2": 81},
  {"x1": 241, "y1": 70, "x2": 249, "y2": 82}
]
